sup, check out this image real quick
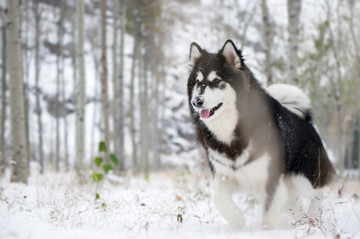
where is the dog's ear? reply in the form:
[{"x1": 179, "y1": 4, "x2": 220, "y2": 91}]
[
  {"x1": 221, "y1": 40, "x2": 242, "y2": 69},
  {"x1": 189, "y1": 42, "x2": 203, "y2": 67}
]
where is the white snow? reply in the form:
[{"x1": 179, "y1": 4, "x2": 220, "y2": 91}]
[{"x1": 1, "y1": 164, "x2": 359, "y2": 239}]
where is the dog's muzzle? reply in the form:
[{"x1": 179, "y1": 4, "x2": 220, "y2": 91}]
[{"x1": 191, "y1": 96, "x2": 204, "y2": 108}]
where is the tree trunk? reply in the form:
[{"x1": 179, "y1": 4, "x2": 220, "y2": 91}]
[
  {"x1": 62, "y1": 61, "x2": 69, "y2": 170},
  {"x1": 239, "y1": 0, "x2": 258, "y2": 51},
  {"x1": 142, "y1": 55, "x2": 149, "y2": 173},
  {"x1": 348, "y1": 0, "x2": 360, "y2": 178},
  {"x1": 76, "y1": 0, "x2": 86, "y2": 177},
  {"x1": 33, "y1": 0, "x2": 44, "y2": 174},
  {"x1": 101, "y1": 0, "x2": 110, "y2": 162},
  {"x1": 351, "y1": 119, "x2": 359, "y2": 170},
  {"x1": 130, "y1": 32, "x2": 139, "y2": 174},
  {"x1": 55, "y1": 3, "x2": 65, "y2": 171},
  {"x1": 60, "y1": 3, "x2": 69, "y2": 169},
  {"x1": 23, "y1": 82, "x2": 30, "y2": 170},
  {"x1": 159, "y1": 66, "x2": 166, "y2": 167},
  {"x1": 261, "y1": 0, "x2": 273, "y2": 85},
  {"x1": 112, "y1": 0, "x2": 120, "y2": 169},
  {"x1": 90, "y1": 51, "x2": 100, "y2": 166},
  {"x1": 6, "y1": 0, "x2": 29, "y2": 183},
  {"x1": 22, "y1": 0, "x2": 31, "y2": 167},
  {"x1": 0, "y1": 25, "x2": 7, "y2": 175},
  {"x1": 117, "y1": 0, "x2": 126, "y2": 171},
  {"x1": 138, "y1": 41, "x2": 144, "y2": 172},
  {"x1": 151, "y1": 67, "x2": 162, "y2": 169},
  {"x1": 287, "y1": 0, "x2": 302, "y2": 84},
  {"x1": 325, "y1": 0, "x2": 344, "y2": 175}
]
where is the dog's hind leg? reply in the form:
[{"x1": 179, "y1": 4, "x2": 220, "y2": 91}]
[
  {"x1": 262, "y1": 175, "x2": 288, "y2": 229},
  {"x1": 307, "y1": 190, "x2": 323, "y2": 219},
  {"x1": 214, "y1": 175, "x2": 245, "y2": 228},
  {"x1": 287, "y1": 175, "x2": 323, "y2": 220},
  {"x1": 286, "y1": 185, "x2": 305, "y2": 221}
]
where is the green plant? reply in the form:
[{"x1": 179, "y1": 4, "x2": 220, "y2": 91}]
[{"x1": 91, "y1": 141, "x2": 119, "y2": 199}]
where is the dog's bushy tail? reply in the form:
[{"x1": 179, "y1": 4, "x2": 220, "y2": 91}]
[{"x1": 267, "y1": 84, "x2": 312, "y2": 121}]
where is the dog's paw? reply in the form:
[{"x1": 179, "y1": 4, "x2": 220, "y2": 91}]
[
  {"x1": 223, "y1": 208, "x2": 245, "y2": 228},
  {"x1": 262, "y1": 216, "x2": 284, "y2": 230}
]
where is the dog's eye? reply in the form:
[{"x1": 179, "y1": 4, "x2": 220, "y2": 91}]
[
  {"x1": 213, "y1": 78, "x2": 221, "y2": 84},
  {"x1": 219, "y1": 82, "x2": 226, "y2": 89}
]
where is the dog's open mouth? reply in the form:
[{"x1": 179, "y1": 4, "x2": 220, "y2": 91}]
[{"x1": 200, "y1": 103, "x2": 223, "y2": 119}]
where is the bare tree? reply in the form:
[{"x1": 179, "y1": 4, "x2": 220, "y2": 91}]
[
  {"x1": 101, "y1": 0, "x2": 110, "y2": 161},
  {"x1": 33, "y1": 0, "x2": 44, "y2": 174},
  {"x1": 140, "y1": 52, "x2": 149, "y2": 173},
  {"x1": 261, "y1": 0, "x2": 273, "y2": 85},
  {"x1": 348, "y1": 0, "x2": 360, "y2": 76},
  {"x1": 324, "y1": 0, "x2": 344, "y2": 174},
  {"x1": 138, "y1": 38, "x2": 145, "y2": 173},
  {"x1": 6, "y1": 0, "x2": 29, "y2": 183},
  {"x1": 239, "y1": 0, "x2": 259, "y2": 51},
  {"x1": 287, "y1": 0, "x2": 302, "y2": 84},
  {"x1": 151, "y1": 68, "x2": 162, "y2": 169},
  {"x1": 117, "y1": 0, "x2": 126, "y2": 171},
  {"x1": 0, "y1": 24, "x2": 7, "y2": 175},
  {"x1": 348, "y1": 0, "x2": 360, "y2": 177},
  {"x1": 61, "y1": 59, "x2": 69, "y2": 170},
  {"x1": 22, "y1": 0, "x2": 31, "y2": 167},
  {"x1": 89, "y1": 48, "x2": 100, "y2": 165},
  {"x1": 76, "y1": 0, "x2": 86, "y2": 177},
  {"x1": 55, "y1": 2, "x2": 66, "y2": 171},
  {"x1": 112, "y1": 0, "x2": 120, "y2": 169},
  {"x1": 130, "y1": 19, "x2": 139, "y2": 173}
]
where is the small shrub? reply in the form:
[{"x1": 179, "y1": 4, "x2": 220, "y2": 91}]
[{"x1": 91, "y1": 141, "x2": 119, "y2": 200}]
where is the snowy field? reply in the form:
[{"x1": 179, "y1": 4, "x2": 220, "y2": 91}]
[{"x1": 1, "y1": 166, "x2": 360, "y2": 239}]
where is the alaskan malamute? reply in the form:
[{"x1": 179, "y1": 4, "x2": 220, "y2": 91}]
[{"x1": 187, "y1": 40, "x2": 335, "y2": 229}]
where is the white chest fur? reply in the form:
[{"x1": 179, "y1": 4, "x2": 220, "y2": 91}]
[
  {"x1": 204, "y1": 109, "x2": 238, "y2": 144},
  {"x1": 203, "y1": 85, "x2": 238, "y2": 144},
  {"x1": 208, "y1": 146, "x2": 270, "y2": 195}
]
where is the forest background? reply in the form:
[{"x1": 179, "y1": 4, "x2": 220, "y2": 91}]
[{"x1": 1, "y1": 1, "x2": 360, "y2": 238}]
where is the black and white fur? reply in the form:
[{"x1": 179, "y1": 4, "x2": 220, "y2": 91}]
[{"x1": 187, "y1": 40, "x2": 335, "y2": 229}]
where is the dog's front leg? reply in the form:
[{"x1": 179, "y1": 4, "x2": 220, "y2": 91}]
[{"x1": 214, "y1": 175, "x2": 245, "y2": 228}]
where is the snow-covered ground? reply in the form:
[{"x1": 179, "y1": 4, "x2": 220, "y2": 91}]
[{"x1": 1, "y1": 165, "x2": 359, "y2": 239}]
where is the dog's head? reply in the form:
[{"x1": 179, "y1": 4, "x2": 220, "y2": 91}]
[{"x1": 187, "y1": 40, "x2": 245, "y2": 121}]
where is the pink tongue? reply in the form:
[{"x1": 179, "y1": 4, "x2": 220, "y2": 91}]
[{"x1": 200, "y1": 109, "x2": 210, "y2": 119}]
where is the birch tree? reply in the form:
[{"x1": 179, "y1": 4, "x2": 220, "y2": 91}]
[
  {"x1": 287, "y1": 0, "x2": 302, "y2": 84},
  {"x1": 348, "y1": 0, "x2": 360, "y2": 177},
  {"x1": 117, "y1": 0, "x2": 126, "y2": 171},
  {"x1": 139, "y1": 0, "x2": 162, "y2": 172},
  {"x1": 261, "y1": 0, "x2": 273, "y2": 85},
  {"x1": 112, "y1": 0, "x2": 120, "y2": 169},
  {"x1": 22, "y1": 1, "x2": 31, "y2": 166},
  {"x1": 0, "y1": 24, "x2": 6, "y2": 175},
  {"x1": 101, "y1": 0, "x2": 110, "y2": 162},
  {"x1": 130, "y1": 15, "x2": 139, "y2": 173},
  {"x1": 140, "y1": 51, "x2": 149, "y2": 173},
  {"x1": 76, "y1": 0, "x2": 86, "y2": 177},
  {"x1": 138, "y1": 38, "x2": 145, "y2": 173},
  {"x1": 324, "y1": 0, "x2": 344, "y2": 174},
  {"x1": 33, "y1": 0, "x2": 44, "y2": 173},
  {"x1": 62, "y1": 58, "x2": 69, "y2": 170},
  {"x1": 348, "y1": 0, "x2": 360, "y2": 85},
  {"x1": 6, "y1": 0, "x2": 29, "y2": 183},
  {"x1": 55, "y1": 2, "x2": 66, "y2": 171}
]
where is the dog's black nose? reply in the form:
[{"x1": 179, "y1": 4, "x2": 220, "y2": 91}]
[{"x1": 191, "y1": 96, "x2": 204, "y2": 108}]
